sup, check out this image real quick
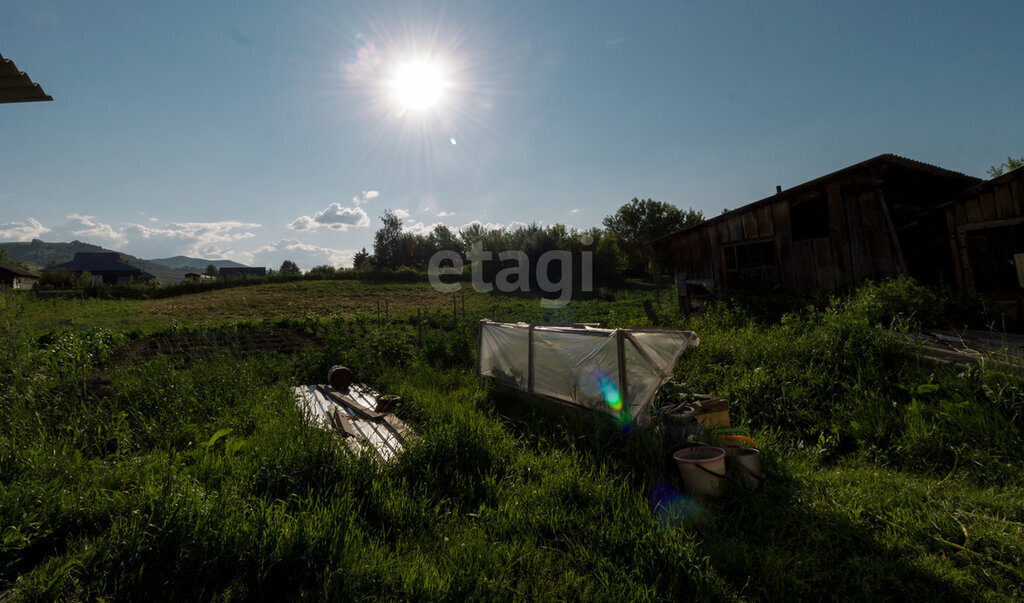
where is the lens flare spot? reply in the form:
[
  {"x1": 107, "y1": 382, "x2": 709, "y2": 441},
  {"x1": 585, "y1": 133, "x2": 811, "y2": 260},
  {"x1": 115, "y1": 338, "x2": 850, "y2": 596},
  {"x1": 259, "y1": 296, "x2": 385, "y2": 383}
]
[
  {"x1": 450, "y1": 137, "x2": 457, "y2": 145},
  {"x1": 648, "y1": 482, "x2": 711, "y2": 529},
  {"x1": 597, "y1": 372, "x2": 622, "y2": 411}
]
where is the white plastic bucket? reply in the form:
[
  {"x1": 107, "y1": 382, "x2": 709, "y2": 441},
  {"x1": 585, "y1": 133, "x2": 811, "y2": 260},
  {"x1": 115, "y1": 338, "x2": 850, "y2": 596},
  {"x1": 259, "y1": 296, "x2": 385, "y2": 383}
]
[
  {"x1": 727, "y1": 447, "x2": 764, "y2": 488},
  {"x1": 673, "y1": 446, "x2": 727, "y2": 497}
]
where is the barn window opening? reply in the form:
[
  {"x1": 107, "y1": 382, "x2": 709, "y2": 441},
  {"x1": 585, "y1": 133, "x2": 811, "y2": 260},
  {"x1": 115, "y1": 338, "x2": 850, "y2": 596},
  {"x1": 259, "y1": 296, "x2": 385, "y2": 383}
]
[
  {"x1": 790, "y1": 196, "x2": 829, "y2": 240},
  {"x1": 966, "y1": 223, "x2": 1024, "y2": 294},
  {"x1": 724, "y1": 240, "x2": 776, "y2": 271}
]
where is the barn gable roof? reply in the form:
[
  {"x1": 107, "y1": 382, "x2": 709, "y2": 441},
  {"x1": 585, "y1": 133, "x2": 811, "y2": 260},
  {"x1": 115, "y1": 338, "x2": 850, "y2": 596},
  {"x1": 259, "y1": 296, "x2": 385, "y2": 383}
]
[{"x1": 651, "y1": 154, "x2": 981, "y2": 245}]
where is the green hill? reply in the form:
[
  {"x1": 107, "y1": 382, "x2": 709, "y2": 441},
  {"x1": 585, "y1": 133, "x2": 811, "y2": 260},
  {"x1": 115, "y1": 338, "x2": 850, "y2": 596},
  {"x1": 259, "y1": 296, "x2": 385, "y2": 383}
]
[
  {"x1": 0, "y1": 239, "x2": 187, "y2": 283},
  {"x1": 147, "y1": 255, "x2": 248, "y2": 274}
]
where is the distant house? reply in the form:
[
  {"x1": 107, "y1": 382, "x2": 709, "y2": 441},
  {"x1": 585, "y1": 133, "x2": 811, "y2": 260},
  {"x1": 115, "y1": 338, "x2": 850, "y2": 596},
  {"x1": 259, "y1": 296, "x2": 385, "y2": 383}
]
[
  {"x1": 649, "y1": 154, "x2": 981, "y2": 304},
  {"x1": 184, "y1": 272, "x2": 215, "y2": 282},
  {"x1": 54, "y1": 252, "x2": 157, "y2": 285},
  {"x1": 0, "y1": 260, "x2": 40, "y2": 289},
  {"x1": 219, "y1": 267, "x2": 266, "y2": 280}
]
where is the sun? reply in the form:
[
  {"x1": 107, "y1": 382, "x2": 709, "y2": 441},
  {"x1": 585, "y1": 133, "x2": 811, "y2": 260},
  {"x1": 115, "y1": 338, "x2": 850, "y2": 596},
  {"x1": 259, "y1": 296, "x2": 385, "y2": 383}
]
[{"x1": 391, "y1": 60, "x2": 446, "y2": 111}]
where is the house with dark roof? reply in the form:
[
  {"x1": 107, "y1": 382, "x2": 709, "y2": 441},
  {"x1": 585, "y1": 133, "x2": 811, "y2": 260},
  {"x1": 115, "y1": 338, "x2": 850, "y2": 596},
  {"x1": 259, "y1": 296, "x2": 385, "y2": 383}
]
[
  {"x1": 649, "y1": 154, "x2": 982, "y2": 305},
  {"x1": 0, "y1": 260, "x2": 40, "y2": 289},
  {"x1": 54, "y1": 252, "x2": 157, "y2": 285}
]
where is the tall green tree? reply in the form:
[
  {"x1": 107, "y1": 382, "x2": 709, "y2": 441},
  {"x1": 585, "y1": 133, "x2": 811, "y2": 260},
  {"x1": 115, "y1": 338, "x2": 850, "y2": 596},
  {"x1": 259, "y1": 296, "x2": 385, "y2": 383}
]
[
  {"x1": 352, "y1": 248, "x2": 371, "y2": 269},
  {"x1": 602, "y1": 198, "x2": 704, "y2": 276},
  {"x1": 204, "y1": 264, "x2": 219, "y2": 277},
  {"x1": 373, "y1": 211, "x2": 404, "y2": 270},
  {"x1": 279, "y1": 260, "x2": 301, "y2": 276}
]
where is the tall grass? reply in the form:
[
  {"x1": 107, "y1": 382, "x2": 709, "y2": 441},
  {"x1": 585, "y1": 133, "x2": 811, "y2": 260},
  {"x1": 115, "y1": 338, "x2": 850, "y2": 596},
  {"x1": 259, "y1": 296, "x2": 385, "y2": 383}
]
[{"x1": 1, "y1": 280, "x2": 1022, "y2": 599}]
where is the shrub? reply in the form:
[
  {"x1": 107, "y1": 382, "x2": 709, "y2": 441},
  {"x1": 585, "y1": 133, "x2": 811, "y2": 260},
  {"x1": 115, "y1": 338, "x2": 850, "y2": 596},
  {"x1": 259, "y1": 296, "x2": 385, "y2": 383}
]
[{"x1": 841, "y1": 276, "x2": 942, "y2": 329}]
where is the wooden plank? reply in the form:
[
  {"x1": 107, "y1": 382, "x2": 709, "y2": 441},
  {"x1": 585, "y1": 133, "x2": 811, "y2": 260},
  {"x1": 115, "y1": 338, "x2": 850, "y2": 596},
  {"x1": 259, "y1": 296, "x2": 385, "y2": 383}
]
[
  {"x1": 772, "y1": 201, "x2": 795, "y2": 293},
  {"x1": 813, "y1": 238, "x2": 836, "y2": 290},
  {"x1": 955, "y1": 215, "x2": 1024, "y2": 232},
  {"x1": 1011, "y1": 176, "x2": 1024, "y2": 216},
  {"x1": 727, "y1": 216, "x2": 743, "y2": 243},
  {"x1": 318, "y1": 385, "x2": 384, "y2": 421},
  {"x1": 877, "y1": 190, "x2": 908, "y2": 276},
  {"x1": 947, "y1": 228, "x2": 965, "y2": 289},
  {"x1": 741, "y1": 210, "x2": 758, "y2": 241},
  {"x1": 953, "y1": 200, "x2": 969, "y2": 227},
  {"x1": 965, "y1": 197, "x2": 984, "y2": 224},
  {"x1": 994, "y1": 183, "x2": 1015, "y2": 220},
  {"x1": 791, "y1": 241, "x2": 818, "y2": 296},
  {"x1": 841, "y1": 181, "x2": 869, "y2": 284},
  {"x1": 955, "y1": 230, "x2": 975, "y2": 292},
  {"x1": 707, "y1": 227, "x2": 723, "y2": 288},
  {"x1": 826, "y1": 182, "x2": 853, "y2": 289},
  {"x1": 979, "y1": 191, "x2": 997, "y2": 222},
  {"x1": 861, "y1": 191, "x2": 896, "y2": 278},
  {"x1": 757, "y1": 205, "x2": 775, "y2": 238}
]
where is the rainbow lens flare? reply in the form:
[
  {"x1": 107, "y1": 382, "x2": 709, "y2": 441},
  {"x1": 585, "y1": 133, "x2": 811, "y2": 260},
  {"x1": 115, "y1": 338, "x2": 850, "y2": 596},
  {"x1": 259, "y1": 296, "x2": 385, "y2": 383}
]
[
  {"x1": 597, "y1": 372, "x2": 622, "y2": 411},
  {"x1": 648, "y1": 482, "x2": 710, "y2": 529}
]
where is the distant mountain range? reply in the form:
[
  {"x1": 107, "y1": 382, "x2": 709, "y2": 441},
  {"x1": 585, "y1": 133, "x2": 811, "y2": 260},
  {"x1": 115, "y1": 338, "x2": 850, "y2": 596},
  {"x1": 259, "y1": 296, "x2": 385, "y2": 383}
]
[
  {"x1": 146, "y1": 256, "x2": 248, "y2": 271},
  {"x1": 0, "y1": 240, "x2": 250, "y2": 283}
]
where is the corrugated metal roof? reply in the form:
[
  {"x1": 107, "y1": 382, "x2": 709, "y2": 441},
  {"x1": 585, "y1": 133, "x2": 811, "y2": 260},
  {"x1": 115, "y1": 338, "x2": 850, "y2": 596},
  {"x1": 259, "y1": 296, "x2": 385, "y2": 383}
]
[
  {"x1": 0, "y1": 53, "x2": 53, "y2": 104},
  {"x1": 0, "y1": 259, "x2": 40, "y2": 278},
  {"x1": 294, "y1": 384, "x2": 414, "y2": 461}
]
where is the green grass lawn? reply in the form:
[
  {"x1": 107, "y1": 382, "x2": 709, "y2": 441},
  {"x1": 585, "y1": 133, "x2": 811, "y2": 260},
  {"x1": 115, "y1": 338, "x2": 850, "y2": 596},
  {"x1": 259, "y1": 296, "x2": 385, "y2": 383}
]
[{"x1": 1, "y1": 281, "x2": 1022, "y2": 599}]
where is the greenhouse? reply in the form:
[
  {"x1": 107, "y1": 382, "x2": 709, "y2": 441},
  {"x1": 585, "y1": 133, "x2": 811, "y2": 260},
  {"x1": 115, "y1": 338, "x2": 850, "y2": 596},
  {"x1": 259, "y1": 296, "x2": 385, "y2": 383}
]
[{"x1": 477, "y1": 320, "x2": 700, "y2": 423}]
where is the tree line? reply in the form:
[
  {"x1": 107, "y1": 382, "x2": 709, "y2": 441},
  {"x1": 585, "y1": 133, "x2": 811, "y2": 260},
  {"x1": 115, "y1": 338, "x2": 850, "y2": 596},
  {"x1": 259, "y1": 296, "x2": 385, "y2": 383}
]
[{"x1": 319, "y1": 198, "x2": 705, "y2": 284}]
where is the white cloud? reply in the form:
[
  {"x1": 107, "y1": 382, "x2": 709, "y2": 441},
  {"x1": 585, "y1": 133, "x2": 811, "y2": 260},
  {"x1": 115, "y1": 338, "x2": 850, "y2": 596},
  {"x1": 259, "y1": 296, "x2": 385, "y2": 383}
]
[
  {"x1": 393, "y1": 209, "x2": 410, "y2": 220},
  {"x1": 460, "y1": 220, "x2": 506, "y2": 233},
  {"x1": 119, "y1": 220, "x2": 260, "y2": 257},
  {"x1": 287, "y1": 216, "x2": 317, "y2": 231},
  {"x1": 249, "y1": 238, "x2": 358, "y2": 270},
  {"x1": 438, "y1": 211, "x2": 455, "y2": 217},
  {"x1": 1, "y1": 215, "x2": 263, "y2": 261},
  {"x1": 66, "y1": 214, "x2": 128, "y2": 248},
  {"x1": 352, "y1": 190, "x2": 380, "y2": 206},
  {"x1": 570, "y1": 208, "x2": 580, "y2": 214},
  {"x1": 506, "y1": 221, "x2": 528, "y2": 231},
  {"x1": 405, "y1": 221, "x2": 444, "y2": 236},
  {"x1": 289, "y1": 203, "x2": 370, "y2": 231},
  {"x1": 0, "y1": 217, "x2": 50, "y2": 242}
]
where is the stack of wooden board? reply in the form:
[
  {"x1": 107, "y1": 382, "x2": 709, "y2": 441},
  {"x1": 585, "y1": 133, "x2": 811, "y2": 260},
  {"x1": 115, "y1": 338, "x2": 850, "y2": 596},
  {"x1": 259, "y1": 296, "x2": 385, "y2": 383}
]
[{"x1": 293, "y1": 383, "x2": 415, "y2": 461}]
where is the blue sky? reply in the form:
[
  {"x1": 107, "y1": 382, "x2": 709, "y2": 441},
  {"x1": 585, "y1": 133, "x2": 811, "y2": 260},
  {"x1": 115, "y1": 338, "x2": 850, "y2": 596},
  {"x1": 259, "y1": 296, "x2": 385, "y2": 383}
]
[{"x1": 2, "y1": 0, "x2": 1022, "y2": 269}]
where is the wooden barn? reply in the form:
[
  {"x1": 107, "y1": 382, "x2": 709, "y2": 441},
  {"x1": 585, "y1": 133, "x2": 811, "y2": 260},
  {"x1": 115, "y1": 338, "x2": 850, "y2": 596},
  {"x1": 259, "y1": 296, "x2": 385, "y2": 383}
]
[
  {"x1": 943, "y1": 166, "x2": 1024, "y2": 321},
  {"x1": 649, "y1": 154, "x2": 981, "y2": 304}
]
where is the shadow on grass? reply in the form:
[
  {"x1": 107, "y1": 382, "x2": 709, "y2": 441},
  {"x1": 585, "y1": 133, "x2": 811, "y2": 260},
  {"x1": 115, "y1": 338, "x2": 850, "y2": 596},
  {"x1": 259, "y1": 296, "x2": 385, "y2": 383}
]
[{"x1": 485, "y1": 385, "x2": 973, "y2": 599}]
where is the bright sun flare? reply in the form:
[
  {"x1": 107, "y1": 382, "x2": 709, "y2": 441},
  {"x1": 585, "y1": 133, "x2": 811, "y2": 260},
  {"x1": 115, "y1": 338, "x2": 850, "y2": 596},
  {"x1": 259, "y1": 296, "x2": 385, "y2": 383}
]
[{"x1": 391, "y1": 60, "x2": 445, "y2": 111}]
